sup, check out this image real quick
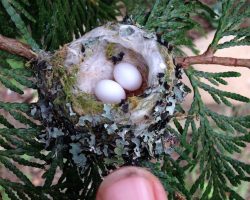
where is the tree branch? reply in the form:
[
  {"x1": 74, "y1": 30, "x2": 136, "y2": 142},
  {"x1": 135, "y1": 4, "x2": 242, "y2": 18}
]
[
  {"x1": 176, "y1": 55, "x2": 250, "y2": 69},
  {"x1": 0, "y1": 34, "x2": 37, "y2": 60},
  {"x1": 176, "y1": 39, "x2": 250, "y2": 69},
  {"x1": 0, "y1": 35, "x2": 250, "y2": 70}
]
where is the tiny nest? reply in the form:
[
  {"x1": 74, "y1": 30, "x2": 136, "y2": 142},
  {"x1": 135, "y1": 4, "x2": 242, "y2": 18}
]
[{"x1": 33, "y1": 22, "x2": 188, "y2": 170}]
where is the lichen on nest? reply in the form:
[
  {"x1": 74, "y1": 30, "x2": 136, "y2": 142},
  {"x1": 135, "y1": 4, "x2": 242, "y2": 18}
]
[{"x1": 33, "y1": 22, "x2": 189, "y2": 171}]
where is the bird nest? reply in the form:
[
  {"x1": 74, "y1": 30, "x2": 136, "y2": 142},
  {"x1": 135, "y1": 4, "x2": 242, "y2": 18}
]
[{"x1": 32, "y1": 22, "x2": 188, "y2": 170}]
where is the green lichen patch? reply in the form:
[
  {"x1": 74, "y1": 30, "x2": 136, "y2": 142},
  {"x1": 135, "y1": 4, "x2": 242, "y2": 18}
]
[
  {"x1": 71, "y1": 93, "x2": 103, "y2": 115},
  {"x1": 158, "y1": 45, "x2": 176, "y2": 85},
  {"x1": 105, "y1": 42, "x2": 116, "y2": 59}
]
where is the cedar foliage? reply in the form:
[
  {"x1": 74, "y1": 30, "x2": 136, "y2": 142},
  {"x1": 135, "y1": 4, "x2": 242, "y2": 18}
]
[{"x1": 0, "y1": 0, "x2": 250, "y2": 199}]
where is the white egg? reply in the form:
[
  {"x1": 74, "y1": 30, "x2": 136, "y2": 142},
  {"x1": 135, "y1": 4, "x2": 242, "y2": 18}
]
[
  {"x1": 94, "y1": 80, "x2": 126, "y2": 104},
  {"x1": 113, "y1": 62, "x2": 142, "y2": 91}
]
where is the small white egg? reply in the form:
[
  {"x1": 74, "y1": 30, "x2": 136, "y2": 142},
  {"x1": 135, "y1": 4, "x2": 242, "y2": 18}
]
[
  {"x1": 113, "y1": 62, "x2": 142, "y2": 91},
  {"x1": 94, "y1": 80, "x2": 126, "y2": 104}
]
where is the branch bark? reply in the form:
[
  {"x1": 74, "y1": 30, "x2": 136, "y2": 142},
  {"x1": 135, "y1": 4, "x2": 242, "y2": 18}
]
[
  {"x1": 0, "y1": 34, "x2": 37, "y2": 60},
  {"x1": 175, "y1": 55, "x2": 250, "y2": 69}
]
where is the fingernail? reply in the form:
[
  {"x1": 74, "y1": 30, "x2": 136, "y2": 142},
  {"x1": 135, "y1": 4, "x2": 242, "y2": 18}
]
[{"x1": 100, "y1": 176, "x2": 155, "y2": 200}]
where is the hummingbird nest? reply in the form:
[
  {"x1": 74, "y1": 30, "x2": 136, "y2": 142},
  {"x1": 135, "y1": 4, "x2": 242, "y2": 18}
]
[{"x1": 32, "y1": 22, "x2": 188, "y2": 170}]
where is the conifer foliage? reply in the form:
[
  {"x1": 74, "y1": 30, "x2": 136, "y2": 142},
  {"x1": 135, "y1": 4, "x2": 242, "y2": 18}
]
[{"x1": 0, "y1": 0, "x2": 250, "y2": 199}]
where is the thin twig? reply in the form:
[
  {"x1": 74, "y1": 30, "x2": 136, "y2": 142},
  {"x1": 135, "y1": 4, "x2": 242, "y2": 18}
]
[
  {"x1": 175, "y1": 55, "x2": 250, "y2": 69},
  {"x1": 176, "y1": 41, "x2": 250, "y2": 69},
  {"x1": 0, "y1": 34, "x2": 37, "y2": 60}
]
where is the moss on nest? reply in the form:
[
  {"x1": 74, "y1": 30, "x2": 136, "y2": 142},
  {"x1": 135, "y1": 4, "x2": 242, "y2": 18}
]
[
  {"x1": 71, "y1": 93, "x2": 103, "y2": 115},
  {"x1": 49, "y1": 47, "x2": 103, "y2": 116},
  {"x1": 50, "y1": 48, "x2": 78, "y2": 99},
  {"x1": 105, "y1": 42, "x2": 116, "y2": 59}
]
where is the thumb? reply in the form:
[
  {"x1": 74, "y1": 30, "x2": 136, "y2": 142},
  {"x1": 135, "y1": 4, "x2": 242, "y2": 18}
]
[{"x1": 96, "y1": 166, "x2": 168, "y2": 200}]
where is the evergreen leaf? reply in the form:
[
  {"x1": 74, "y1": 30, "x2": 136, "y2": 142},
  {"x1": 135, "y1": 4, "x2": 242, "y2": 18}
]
[
  {"x1": 184, "y1": 67, "x2": 250, "y2": 198},
  {"x1": 0, "y1": 156, "x2": 33, "y2": 186},
  {"x1": 0, "y1": 0, "x2": 39, "y2": 50},
  {"x1": 0, "y1": 102, "x2": 31, "y2": 113},
  {"x1": 197, "y1": 81, "x2": 250, "y2": 103},
  {"x1": 9, "y1": 111, "x2": 37, "y2": 128},
  {"x1": 9, "y1": 0, "x2": 36, "y2": 23},
  {"x1": 0, "y1": 75, "x2": 23, "y2": 94},
  {"x1": 219, "y1": 95, "x2": 233, "y2": 107},
  {"x1": 127, "y1": 0, "x2": 216, "y2": 54},
  {"x1": 4, "y1": 155, "x2": 45, "y2": 169},
  {"x1": 43, "y1": 150, "x2": 63, "y2": 188},
  {"x1": 209, "y1": 0, "x2": 250, "y2": 51},
  {"x1": 209, "y1": 93, "x2": 221, "y2": 104},
  {"x1": 1, "y1": 186, "x2": 19, "y2": 200},
  {"x1": 213, "y1": 77, "x2": 228, "y2": 85},
  {"x1": 0, "y1": 114, "x2": 14, "y2": 128},
  {"x1": 29, "y1": 0, "x2": 119, "y2": 50}
]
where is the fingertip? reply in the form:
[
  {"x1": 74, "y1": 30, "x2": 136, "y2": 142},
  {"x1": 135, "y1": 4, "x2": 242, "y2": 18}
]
[{"x1": 96, "y1": 166, "x2": 168, "y2": 200}]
